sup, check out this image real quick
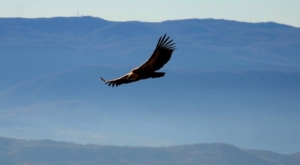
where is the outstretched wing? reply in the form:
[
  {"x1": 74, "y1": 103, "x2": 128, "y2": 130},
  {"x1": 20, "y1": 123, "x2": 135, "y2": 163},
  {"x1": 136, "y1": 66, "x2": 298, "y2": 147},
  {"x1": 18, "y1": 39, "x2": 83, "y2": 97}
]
[
  {"x1": 137, "y1": 34, "x2": 176, "y2": 71},
  {"x1": 100, "y1": 74, "x2": 136, "y2": 87}
]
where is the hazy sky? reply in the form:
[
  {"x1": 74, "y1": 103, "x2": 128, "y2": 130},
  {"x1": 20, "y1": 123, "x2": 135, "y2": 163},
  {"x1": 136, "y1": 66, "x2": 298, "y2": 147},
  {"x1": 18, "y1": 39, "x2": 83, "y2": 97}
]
[{"x1": 0, "y1": 0, "x2": 299, "y2": 27}]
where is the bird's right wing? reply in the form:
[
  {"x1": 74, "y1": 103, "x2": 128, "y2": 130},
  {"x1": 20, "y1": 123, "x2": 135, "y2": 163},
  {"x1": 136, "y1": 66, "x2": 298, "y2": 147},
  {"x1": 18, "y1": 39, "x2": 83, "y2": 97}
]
[
  {"x1": 137, "y1": 34, "x2": 176, "y2": 71},
  {"x1": 100, "y1": 74, "x2": 136, "y2": 87}
]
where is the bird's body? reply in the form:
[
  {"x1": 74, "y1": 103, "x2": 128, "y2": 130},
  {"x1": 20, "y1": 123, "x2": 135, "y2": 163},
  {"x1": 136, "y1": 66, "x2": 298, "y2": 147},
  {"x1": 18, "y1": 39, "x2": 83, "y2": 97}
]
[
  {"x1": 128, "y1": 68, "x2": 165, "y2": 80},
  {"x1": 100, "y1": 34, "x2": 176, "y2": 87}
]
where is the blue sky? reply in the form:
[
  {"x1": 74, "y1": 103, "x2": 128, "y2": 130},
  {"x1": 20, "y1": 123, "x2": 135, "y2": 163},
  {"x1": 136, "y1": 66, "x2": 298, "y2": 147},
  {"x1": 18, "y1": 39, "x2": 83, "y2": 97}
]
[{"x1": 0, "y1": 0, "x2": 299, "y2": 27}]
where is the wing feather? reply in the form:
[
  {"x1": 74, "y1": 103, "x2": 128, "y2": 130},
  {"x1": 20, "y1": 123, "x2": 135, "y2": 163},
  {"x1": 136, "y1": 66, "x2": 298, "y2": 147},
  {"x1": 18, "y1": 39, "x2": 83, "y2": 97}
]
[
  {"x1": 100, "y1": 74, "x2": 136, "y2": 87},
  {"x1": 137, "y1": 34, "x2": 176, "y2": 71}
]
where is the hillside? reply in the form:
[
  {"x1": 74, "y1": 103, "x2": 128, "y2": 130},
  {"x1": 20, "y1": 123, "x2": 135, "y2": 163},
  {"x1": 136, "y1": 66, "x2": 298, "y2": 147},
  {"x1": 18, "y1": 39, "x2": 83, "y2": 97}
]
[{"x1": 0, "y1": 136, "x2": 299, "y2": 165}]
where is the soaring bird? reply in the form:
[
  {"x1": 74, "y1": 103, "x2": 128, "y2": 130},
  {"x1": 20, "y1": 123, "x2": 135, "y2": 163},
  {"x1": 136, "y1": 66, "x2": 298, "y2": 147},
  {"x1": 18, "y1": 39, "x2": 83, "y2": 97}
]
[{"x1": 100, "y1": 34, "x2": 176, "y2": 87}]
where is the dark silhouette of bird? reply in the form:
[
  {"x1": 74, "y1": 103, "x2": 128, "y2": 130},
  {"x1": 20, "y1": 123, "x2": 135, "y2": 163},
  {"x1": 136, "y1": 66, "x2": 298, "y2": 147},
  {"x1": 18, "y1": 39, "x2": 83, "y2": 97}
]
[{"x1": 100, "y1": 34, "x2": 176, "y2": 87}]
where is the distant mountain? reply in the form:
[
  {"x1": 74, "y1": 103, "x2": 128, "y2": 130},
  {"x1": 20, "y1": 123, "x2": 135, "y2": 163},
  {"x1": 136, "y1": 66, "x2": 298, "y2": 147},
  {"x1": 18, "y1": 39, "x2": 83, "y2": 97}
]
[
  {"x1": 0, "y1": 136, "x2": 299, "y2": 165},
  {"x1": 1, "y1": 16, "x2": 300, "y2": 85},
  {"x1": 1, "y1": 17, "x2": 300, "y2": 154},
  {"x1": 1, "y1": 17, "x2": 300, "y2": 69}
]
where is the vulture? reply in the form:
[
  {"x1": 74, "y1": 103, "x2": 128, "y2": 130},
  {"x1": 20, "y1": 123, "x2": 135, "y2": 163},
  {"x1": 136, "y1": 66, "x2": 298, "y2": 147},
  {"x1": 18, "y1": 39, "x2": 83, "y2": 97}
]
[{"x1": 100, "y1": 34, "x2": 176, "y2": 87}]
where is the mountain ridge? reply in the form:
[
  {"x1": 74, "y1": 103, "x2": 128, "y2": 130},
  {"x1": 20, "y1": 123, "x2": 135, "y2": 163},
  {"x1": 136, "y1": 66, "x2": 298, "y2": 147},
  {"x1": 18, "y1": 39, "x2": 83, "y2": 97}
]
[{"x1": 0, "y1": 136, "x2": 299, "y2": 165}]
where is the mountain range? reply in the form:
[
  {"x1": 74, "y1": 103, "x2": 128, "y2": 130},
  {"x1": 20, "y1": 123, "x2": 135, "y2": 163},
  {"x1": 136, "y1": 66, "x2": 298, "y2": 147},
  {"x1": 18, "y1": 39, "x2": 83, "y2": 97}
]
[{"x1": 1, "y1": 136, "x2": 300, "y2": 165}]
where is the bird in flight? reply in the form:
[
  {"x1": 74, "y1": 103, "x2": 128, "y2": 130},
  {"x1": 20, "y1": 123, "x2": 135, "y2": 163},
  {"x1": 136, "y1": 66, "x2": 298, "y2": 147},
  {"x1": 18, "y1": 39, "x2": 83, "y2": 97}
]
[{"x1": 100, "y1": 34, "x2": 176, "y2": 87}]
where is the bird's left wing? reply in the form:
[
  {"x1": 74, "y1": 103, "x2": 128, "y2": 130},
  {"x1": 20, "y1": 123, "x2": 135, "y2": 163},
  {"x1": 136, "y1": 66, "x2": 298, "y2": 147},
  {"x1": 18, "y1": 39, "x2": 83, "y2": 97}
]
[{"x1": 100, "y1": 74, "x2": 136, "y2": 87}]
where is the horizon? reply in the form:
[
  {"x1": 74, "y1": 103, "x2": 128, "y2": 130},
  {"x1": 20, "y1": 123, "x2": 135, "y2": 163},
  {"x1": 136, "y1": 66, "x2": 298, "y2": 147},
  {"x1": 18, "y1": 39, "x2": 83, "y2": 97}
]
[
  {"x1": 0, "y1": 15, "x2": 295, "y2": 24},
  {"x1": 1, "y1": 16, "x2": 297, "y2": 29}
]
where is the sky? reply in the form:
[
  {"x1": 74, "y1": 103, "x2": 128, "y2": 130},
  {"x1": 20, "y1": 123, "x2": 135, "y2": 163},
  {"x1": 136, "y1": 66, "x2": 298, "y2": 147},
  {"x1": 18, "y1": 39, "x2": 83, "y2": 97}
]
[{"x1": 0, "y1": 0, "x2": 300, "y2": 27}]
